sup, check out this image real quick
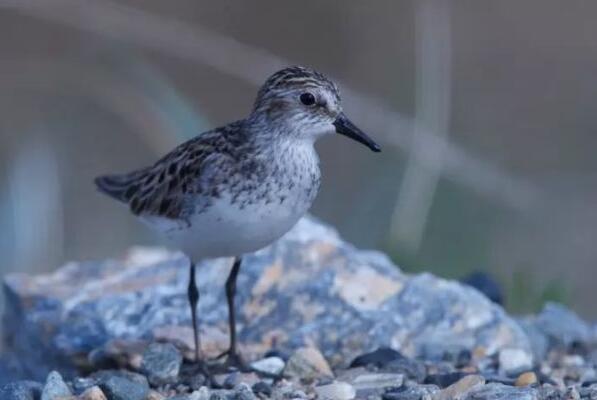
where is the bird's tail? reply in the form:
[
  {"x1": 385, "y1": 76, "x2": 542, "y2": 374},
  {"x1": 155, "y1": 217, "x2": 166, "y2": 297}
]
[{"x1": 94, "y1": 172, "x2": 141, "y2": 203}]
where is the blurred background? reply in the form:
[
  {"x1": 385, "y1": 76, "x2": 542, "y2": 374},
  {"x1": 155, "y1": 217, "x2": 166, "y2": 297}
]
[{"x1": 0, "y1": 0, "x2": 596, "y2": 328}]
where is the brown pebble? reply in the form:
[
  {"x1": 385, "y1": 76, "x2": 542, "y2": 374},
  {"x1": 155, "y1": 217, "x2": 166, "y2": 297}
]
[
  {"x1": 515, "y1": 371, "x2": 537, "y2": 387},
  {"x1": 79, "y1": 386, "x2": 107, "y2": 400}
]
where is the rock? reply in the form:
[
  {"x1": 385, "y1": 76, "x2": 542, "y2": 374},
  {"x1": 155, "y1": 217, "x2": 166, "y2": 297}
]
[
  {"x1": 283, "y1": 347, "x2": 333, "y2": 381},
  {"x1": 314, "y1": 382, "x2": 356, "y2": 400},
  {"x1": 2, "y1": 217, "x2": 531, "y2": 377},
  {"x1": 425, "y1": 372, "x2": 471, "y2": 389},
  {"x1": 433, "y1": 374, "x2": 485, "y2": 400},
  {"x1": 465, "y1": 383, "x2": 538, "y2": 400},
  {"x1": 349, "y1": 373, "x2": 404, "y2": 391},
  {"x1": 41, "y1": 371, "x2": 71, "y2": 400},
  {"x1": 251, "y1": 381, "x2": 272, "y2": 397},
  {"x1": 250, "y1": 356, "x2": 285, "y2": 376},
  {"x1": 350, "y1": 347, "x2": 403, "y2": 368},
  {"x1": 92, "y1": 370, "x2": 149, "y2": 400},
  {"x1": 0, "y1": 380, "x2": 43, "y2": 400},
  {"x1": 535, "y1": 303, "x2": 592, "y2": 348},
  {"x1": 515, "y1": 372, "x2": 537, "y2": 387},
  {"x1": 460, "y1": 272, "x2": 504, "y2": 305},
  {"x1": 498, "y1": 348, "x2": 533, "y2": 375},
  {"x1": 383, "y1": 384, "x2": 440, "y2": 400},
  {"x1": 79, "y1": 386, "x2": 107, "y2": 400},
  {"x1": 141, "y1": 342, "x2": 183, "y2": 386}
]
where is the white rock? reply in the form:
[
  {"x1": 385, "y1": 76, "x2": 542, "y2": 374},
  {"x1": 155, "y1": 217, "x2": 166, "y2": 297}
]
[
  {"x1": 499, "y1": 348, "x2": 533, "y2": 374},
  {"x1": 314, "y1": 382, "x2": 356, "y2": 400},
  {"x1": 250, "y1": 356, "x2": 285, "y2": 375}
]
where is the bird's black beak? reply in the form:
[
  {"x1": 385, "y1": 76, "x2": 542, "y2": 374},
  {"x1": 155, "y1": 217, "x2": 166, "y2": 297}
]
[{"x1": 333, "y1": 113, "x2": 381, "y2": 152}]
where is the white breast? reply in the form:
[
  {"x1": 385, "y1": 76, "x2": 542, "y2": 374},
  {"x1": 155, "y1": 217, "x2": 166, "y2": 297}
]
[{"x1": 143, "y1": 141, "x2": 320, "y2": 261}]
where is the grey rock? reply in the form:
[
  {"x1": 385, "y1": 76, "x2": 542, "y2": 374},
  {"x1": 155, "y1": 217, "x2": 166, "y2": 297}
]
[
  {"x1": 465, "y1": 383, "x2": 538, "y2": 400},
  {"x1": 92, "y1": 370, "x2": 149, "y2": 400},
  {"x1": 41, "y1": 371, "x2": 71, "y2": 400},
  {"x1": 535, "y1": 303, "x2": 592, "y2": 348},
  {"x1": 250, "y1": 356, "x2": 285, "y2": 376},
  {"x1": 2, "y1": 217, "x2": 531, "y2": 376},
  {"x1": 283, "y1": 347, "x2": 333, "y2": 381},
  {"x1": 434, "y1": 374, "x2": 485, "y2": 400},
  {"x1": 498, "y1": 348, "x2": 533, "y2": 375},
  {"x1": 314, "y1": 382, "x2": 356, "y2": 400},
  {"x1": 141, "y1": 342, "x2": 183, "y2": 386},
  {"x1": 0, "y1": 380, "x2": 43, "y2": 400}
]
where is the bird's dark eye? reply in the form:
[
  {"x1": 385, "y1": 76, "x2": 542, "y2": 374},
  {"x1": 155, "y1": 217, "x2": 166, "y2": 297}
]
[{"x1": 300, "y1": 92, "x2": 316, "y2": 106}]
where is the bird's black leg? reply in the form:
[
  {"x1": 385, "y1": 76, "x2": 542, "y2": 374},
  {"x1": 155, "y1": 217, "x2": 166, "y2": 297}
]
[
  {"x1": 213, "y1": 257, "x2": 245, "y2": 369},
  {"x1": 225, "y1": 257, "x2": 242, "y2": 363},
  {"x1": 188, "y1": 261, "x2": 201, "y2": 362}
]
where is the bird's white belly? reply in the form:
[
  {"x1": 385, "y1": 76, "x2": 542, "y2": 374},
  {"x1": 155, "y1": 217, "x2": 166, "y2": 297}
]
[{"x1": 153, "y1": 193, "x2": 311, "y2": 261}]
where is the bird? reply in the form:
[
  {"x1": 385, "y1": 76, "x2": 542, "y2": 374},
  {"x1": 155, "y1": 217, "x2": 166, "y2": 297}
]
[{"x1": 94, "y1": 65, "x2": 380, "y2": 370}]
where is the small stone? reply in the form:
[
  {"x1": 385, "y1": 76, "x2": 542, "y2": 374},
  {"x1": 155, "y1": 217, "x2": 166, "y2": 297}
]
[
  {"x1": 232, "y1": 383, "x2": 256, "y2": 400},
  {"x1": 79, "y1": 386, "x2": 108, "y2": 400},
  {"x1": 146, "y1": 389, "x2": 165, "y2": 400},
  {"x1": 0, "y1": 380, "x2": 43, "y2": 400},
  {"x1": 252, "y1": 381, "x2": 272, "y2": 397},
  {"x1": 498, "y1": 348, "x2": 533, "y2": 375},
  {"x1": 433, "y1": 374, "x2": 485, "y2": 400},
  {"x1": 141, "y1": 342, "x2": 183, "y2": 386},
  {"x1": 94, "y1": 371, "x2": 149, "y2": 400},
  {"x1": 283, "y1": 347, "x2": 333, "y2": 381},
  {"x1": 424, "y1": 372, "x2": 470, "y2": 389},
  {"x1": 350, "y1": 347, "x2": 403, "y2": 368},
  {"x1": 515, "y1": 372, "x2": 537, "y2": 387},
  {"x1": 314, "y1": 382, "x2": 356, "y2": 400},
  {"x1": 41, "y1": 371, "x2": 72, "y2": 400},
  {"x1": 250, "y1": 356, "x2": 285, "y2": 376},
  {"x1": 466, "y1": 383, "x2": 538, "y2": 400},
  {"x1": 460, "y1": 271, "x2": 504, "y2": 305},
  {"x1": 351, "y1": 373, "x2": 404, "y2": 391}
]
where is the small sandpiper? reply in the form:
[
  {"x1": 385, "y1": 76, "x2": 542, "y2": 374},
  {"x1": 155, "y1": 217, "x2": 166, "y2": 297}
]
[{"x1": 95, "y1": 66, "x2": 380, "y2": 369}]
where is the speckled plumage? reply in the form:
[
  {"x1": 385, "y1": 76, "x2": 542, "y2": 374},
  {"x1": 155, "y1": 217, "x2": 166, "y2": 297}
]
[{"x1": 95, "y1": 66, "x2": 380, "y2": 365}]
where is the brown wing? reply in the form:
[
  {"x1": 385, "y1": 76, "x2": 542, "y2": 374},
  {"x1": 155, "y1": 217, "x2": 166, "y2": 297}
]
[{"x1": 95, "y1": 123, "x2": 244, "y2": 220}]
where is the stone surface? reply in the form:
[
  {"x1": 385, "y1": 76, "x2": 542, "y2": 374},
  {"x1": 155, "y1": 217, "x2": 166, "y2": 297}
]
[
  {"x1": 283, "y1": 347, "x2": 333, "y2": 381},
  {"x1": 141, "y1": 342, "x2": 183, "y2": 386},
  {"x1": 433, "y1": 374, "x2": 485, "y2": 400},
  {"x1": 498, "y1": 348, "x2": 533, "y2": 375},
  {"x1": 0, "y1": 380, "x2": 43, "y2": 400},
  {"x1": 250, "y1": 356, "x2": 285, "y2": 376},
  {"x1": 92, "y1": 370, "x2": 149, "y2": 400},
  {"x1": 41, "y1": 371, "x2": 71, "y2": 400},
  {"x1": 465, "y1": 383, "x2": 538, "y2": 400},
  {"x1": 2, "y1": 217, "x2": 531, "y2": 380},
  {"x1": 79, "y1": 386, "x2": 108, "y2": 400},
  {"x1": 314, "y1": 381, "x2": 356, "y2": 400},
  {"x1": 514, "y1": 372, "x2": 537, "y2": 387}
]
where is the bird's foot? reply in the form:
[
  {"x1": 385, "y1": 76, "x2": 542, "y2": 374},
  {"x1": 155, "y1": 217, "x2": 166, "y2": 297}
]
[{"x1": 210, "y1": 348, "x2": 250, "y2": 372}]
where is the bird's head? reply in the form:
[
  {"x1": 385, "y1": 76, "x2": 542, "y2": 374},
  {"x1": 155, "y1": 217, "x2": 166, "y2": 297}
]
[{"x1": 251, "y1": 66, "x2": 380, "y2": 152}]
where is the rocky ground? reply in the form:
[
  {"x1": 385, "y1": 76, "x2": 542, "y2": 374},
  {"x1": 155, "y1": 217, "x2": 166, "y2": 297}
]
[{"x1": 1, "y1": 217, "x2": 597, "y2": 399}]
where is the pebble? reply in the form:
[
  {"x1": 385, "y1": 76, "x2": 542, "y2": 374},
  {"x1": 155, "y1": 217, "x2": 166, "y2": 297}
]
[
  {"x1": 466, "y1": 383, "x2": 538, "y2": 400},
  {"x1": 350, "y1": 347, "x2": 404, "y2": 368},
  {"x1": 498, "y1": 348, "x2": 533, "y2": 375},
  {"x1": 350, "y1": 373, "x2": 404, "y2": 391},
  {"x1": 41, "y1": 371, "x2": 72, "y2": 400},
  {"x1": 314, "y1": 381, "x2": 356, "y2": 400},
  {"x1": 250, "y1": 356, "x2": 285, "y2": 376},
  {"x1": 424, "y1": 372, "x2": 470, "y2": 388},
  {"x1": 94, "y1": 371, "x2": 149, "y2": 400},
  {"x1": 515, "y1": 372, "x2": 538, "y2": 387},
  {"x1": 79, "y1": 386, "x2": 108, "y2": 400},
  {"x1": 252, "y1": 381, "x2": 273, "y2": 397},
  {"x1": 283, "y1": 347, "x2": 333, "y2": 381},
  {"x1": 432, "y1": 374, "x2": 485, "y2": 400},
  {"x1": 0, "y1": 380, "x2": 43, "y2": 400},
  {"x1": 141, "y1": 342, "x2": 183, "y2": 386}
]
